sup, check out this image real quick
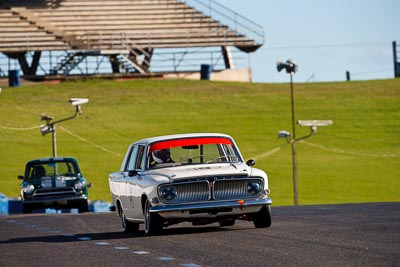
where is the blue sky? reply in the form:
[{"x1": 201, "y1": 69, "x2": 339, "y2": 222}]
[{"x1": 215, "y1": 0, "x2": 400, "y2": 83}]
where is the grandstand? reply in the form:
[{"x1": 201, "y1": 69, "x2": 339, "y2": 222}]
[{"x1": 0, "y1": 0, "x2": 264, "y2": 83}]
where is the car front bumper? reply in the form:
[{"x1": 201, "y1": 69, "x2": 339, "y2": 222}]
[
  {"x1": 22, "y1": 195, "x2": 88, "y2": 209},
  {"x1": 150, "y1": 197, "x2": 272, "y2": 219}
]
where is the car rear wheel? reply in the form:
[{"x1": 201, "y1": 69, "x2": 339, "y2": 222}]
[
  {"x1": 119, "y1": 206, "x2": 139, "y2": 233},
  {"x1": 144, "y1": 199, "x2": 163, "y2": 235},
  {"x1": 253, "y1": 205, "x2": 272, "y2": 228}
]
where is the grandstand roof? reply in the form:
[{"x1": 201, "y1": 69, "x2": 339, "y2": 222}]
[{"x1": 0, "y1": 0, "x2": 263, "y2": 53}]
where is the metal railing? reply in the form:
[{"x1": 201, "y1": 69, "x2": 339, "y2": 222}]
[
  {"x1": 178, "y1": 0, "x2": 264, "y2": 45},
  {"x1": 393, "y1": 41, "x2": 400, "y2": 78},
  {"x1": 79, "y1": 28, "x2": 245, "y2": 50}
]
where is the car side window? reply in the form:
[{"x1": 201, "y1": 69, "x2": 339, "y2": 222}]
[
  {"x1": 126, "y1": 145, "x2": 139, "y2": 171},
  {"x1": 137, "y1": 145, "x2": 146, "y2": 170}
]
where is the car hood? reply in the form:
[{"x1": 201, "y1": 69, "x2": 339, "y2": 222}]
[
  {"x1": 146, "y1": 163, "x2": 252, "y2": 182},
  {"x1": 26, "y1": 175, "x2": 80, "y2": 188}
]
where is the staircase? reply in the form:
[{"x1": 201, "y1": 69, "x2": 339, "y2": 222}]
[{"x1": 51, "y1": 51, "x2": 87, "y2": 75}]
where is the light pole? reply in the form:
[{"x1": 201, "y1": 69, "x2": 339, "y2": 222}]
[
  {"x1": 277, "y1": 59, "x2": 299, "y2": 205},
  {"x1": 40, "y1": 98, "x2": 89, "y2": 157},
  {"x1": 277, "y1": 60, "x2": 332, "y2": 206}
]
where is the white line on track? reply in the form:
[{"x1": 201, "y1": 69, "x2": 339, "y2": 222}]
[
  {"x1": 95, "y1": 242, "x2": 110, "y2": 245},
  {"x1": 113, "y1": 246, "x2": 129, "y2": 250},
  {"x1": 2, "y1": 218, "x2": 203, "y2": 267},
  {"x1": 133, "y1": 251, "x2": 150, "y2": 255},
  {"x1": 158, "y1": 257, "x2": 175, "y2": 261}
]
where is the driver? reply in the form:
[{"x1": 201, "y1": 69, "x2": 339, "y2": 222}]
[
  {"x1": 152, "y1": 148, "x2": 174, "y2": 167},
  {"x1": 32, "y1": 165, "x2": 46, "y2": 178}
]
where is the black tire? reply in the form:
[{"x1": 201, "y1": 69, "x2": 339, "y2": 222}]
[
  {"x1": 144, "y1": 199, "x2": 163, "y2": 235},
  {"x1": 253, "y1": 205, "x2": 272, "y2": 228},
  {"x1": 119, "y1": 206, "x2": 139, "y2": 233},
  {"x1": 22, "y1": 204, "x2": 32, "y2": 214},
  {"x1": 219, "y1": 218, "x2": 235, "y2": 227},
  {"x1": 78, "y1": 201, "x2": 89, "y2": 213}
]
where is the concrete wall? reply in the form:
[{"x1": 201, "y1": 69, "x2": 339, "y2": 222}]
[{"x1": 164, "y1": 68, "x2": 252, "y2": 82}]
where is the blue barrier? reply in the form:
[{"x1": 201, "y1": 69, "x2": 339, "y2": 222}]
[
  {"x1": 90, "y1": 200, "x2": 112, "y2": 212},
  {"x1": 8, "y1": 199, "x2": 22, "y2": 214},
  {"x1": 0, "y1": 196, "x2": 112, "y2": 214},
  {"x1": 0, "y1": 193, "x2": 8, "y2": 216}
]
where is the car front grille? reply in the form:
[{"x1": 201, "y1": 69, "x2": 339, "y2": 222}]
[
  {"x1": 33, "y1": 187, "x2": 77, "y2": 199},
  {"x1": 214, "y1": 179, "x2": 260, "y2": 200},
  {"x1": 171, "y1": 181, "x2": 210, "y2": 203},
  {"x1": 159, "y1": 177, "x2": 264, "y2": 204}
]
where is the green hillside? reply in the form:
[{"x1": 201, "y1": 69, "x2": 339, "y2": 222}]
[{"x1": 1, "y1": 78, "x2": 399, "y2": 206}]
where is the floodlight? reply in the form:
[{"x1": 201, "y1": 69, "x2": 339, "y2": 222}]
[
  {"x1": 41, "y1": 98, "x2": 89, "y2": 157},
  {"x1": 298, "y1": 120, "x2": 333, "y2": 133},
  {"x1": 278, "y1": 131, "x2": 291, "y2": 139},
  {"x1": 69, "y1": 98, "x2": 89, "y2": 106},
  {"x1": 297, "y1": 120, "x2": 333, "y2": 127},
  {"x1": 277, "y1": 59, "x2": 298, "y2": 74},
  {"x1": 41, "y1": 114, "x2": 53, "y2": 121},
  {"x1": 40, "y1": 125, "x2": 53, "y2": 136}
]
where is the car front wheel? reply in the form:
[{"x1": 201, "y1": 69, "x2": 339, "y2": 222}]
[
  {"x1": 144, "y1": 199, "x2": 163, "y2": 235},
  {"x1": 78, "y1": 201, "x2": 89, "y2": 213},
  {"x1": 253, "y1": 205, "x2": 272, "y2": 228},
  {"x1": 22, "y1": 204, "x2": 32, "y2": 214}
]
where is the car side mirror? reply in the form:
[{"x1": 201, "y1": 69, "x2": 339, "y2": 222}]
[
  {"x1": 18, "y1": 175, "x2": 24, "y2": 180},
  {"x1": 246, "y1": 159, "x2": 255, "y2": 167},
  {"x1": 128, "y1": 170, "x2": 138, "y2": 177}
]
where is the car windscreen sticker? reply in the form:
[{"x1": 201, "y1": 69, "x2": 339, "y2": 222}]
[{"x1": 149, "y1": 137, "x2": 232, "y2": 152}]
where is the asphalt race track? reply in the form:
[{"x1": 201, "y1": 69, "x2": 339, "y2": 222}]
[{"x1": 1, "y1": 202, "x2": 399, "y2": 267}]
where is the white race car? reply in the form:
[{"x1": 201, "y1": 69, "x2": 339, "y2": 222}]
[{"x1": 109, "y1": 133, "x2": 272, "y2": 235}]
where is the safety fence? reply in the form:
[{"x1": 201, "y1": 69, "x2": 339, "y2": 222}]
[{"x1": 0, "y1": 47, "x2": 248, "y2": 77}]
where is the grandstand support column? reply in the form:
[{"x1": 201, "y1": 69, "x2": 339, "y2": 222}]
[
  {"x1": 221, "y1": 46, "x2": 234, "y2": 69},
  {"x1": 6, "y1": 51, "x2": 42, "y2": 76},
  {"x1": 109, "y1": 55, "x2": 120, "y2": 74}
]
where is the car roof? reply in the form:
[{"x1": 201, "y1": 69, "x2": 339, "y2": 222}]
[
  {"x1": 134, "y1": 133, "x2": 234, "y2": 146},
  {"x1": 26, "y1": 157, "x2": 78, "y2": 165}
]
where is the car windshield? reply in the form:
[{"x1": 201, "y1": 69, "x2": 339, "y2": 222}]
[
  {"x1": 28, "y1": 161, "x2": 78, "y2": 179},
  {"x1": 148, "y1": 137, "x2": 241, "y2": 169}
]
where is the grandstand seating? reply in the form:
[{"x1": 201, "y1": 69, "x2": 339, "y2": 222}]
[
  {"x1": 0, "y1": 0, "x2": 263, "y2": 78},
  {"x1": 0, "y1": 9, "x2": 69, "y2": 52}
]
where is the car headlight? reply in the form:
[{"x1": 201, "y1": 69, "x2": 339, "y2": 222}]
[
  {"x1": 74, "y1": 179, "x2": 86, "y2": 191},
  {"x1": 247, "y1": 181, "x2": 261, "y2": 196},
  {"x1": 22, "y1": 183, "x2": 35, "y2": 194},
  {"x1": 160, "y1": 186, "x2": 177, "y2": 202}
]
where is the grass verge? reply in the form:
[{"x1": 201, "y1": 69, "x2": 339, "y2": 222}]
[{"x1": 1, "y1": 78, "x2": 399, "y2": 206}]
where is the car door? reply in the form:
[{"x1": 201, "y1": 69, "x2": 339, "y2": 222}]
[
  {"x1": 124, "y1": 144, "x2": 146, "y2": 219},
  {"x1": 119, "y1": 144, "x2": 138, "y2": 218},
  {"x1": 109, "y1": 168, "x2": 127, "y2": 210}
]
